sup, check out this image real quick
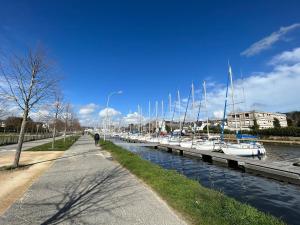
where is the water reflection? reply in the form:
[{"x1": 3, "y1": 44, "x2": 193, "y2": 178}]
[
  {"x1": 114, "y1": 141, "x2": 300, "y2": 225},
  {"x1": 264, "y1": 144, "x2": 300, "y2": 161},
  {"x1": 236, "y1": 144, "x2": 300, "y2": 162}
]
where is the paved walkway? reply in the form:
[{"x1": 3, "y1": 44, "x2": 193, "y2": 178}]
[{"x1": 0, "y1": 135, "x2": 187, "y2": 225}]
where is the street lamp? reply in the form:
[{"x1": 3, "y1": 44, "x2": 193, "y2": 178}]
[{"x1": 104, "y1": 90, "x2": 122, "y2": 141}]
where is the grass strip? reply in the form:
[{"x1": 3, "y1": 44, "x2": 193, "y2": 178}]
[
  {"x1": 100, "y1": 139, "x2": 284, "y2": 225},
  {"x1": 26, "y1": 135, "x2": 80, "y2": 151}
]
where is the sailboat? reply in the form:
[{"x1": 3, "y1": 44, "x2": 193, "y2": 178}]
[
  {"x1": 148, "y1": 101, "x2": 161, "y2": 143},
  {"x1": 179, "y1": 82, "x2": 203, "y2": 148},
  {"x1": 179, "y1": 84, "x2": 194, "y2": 148},
  {"x1": 159, "y1": 99, "x2": 171, "y2": 144},
  {"x1": 220, "y1": 64, "x2": 266, "y2": 156},
  {"x1": 193, "y1": 81, "x2": 221, "y2": 151},
  {"x1": 167, "y1": 90, "x2": 182, "y2": 146}
]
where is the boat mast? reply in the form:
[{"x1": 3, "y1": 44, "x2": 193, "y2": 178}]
[
  {"x1": 148, "y1": 100, "x2": 151, "y2": 135},
  {"x1": 241, "y1": 70, "x2": 247, "y2": 111},
  {"x1": 170, "y1": 96, "x2": 177, "y2": 135},
  {"x1": 169, "y1": 93, "x2": 172, "y2": 118},
  {"x1": 129, "y1": 109, "x2": 132, "y2": 133},
  {"x1": 240, "y1": 71, "x2": 246, "y2": 132},
  {"x1": 203, "y1": 80, "x2": 210, "y2": 137},
  {"x1": 161, "y1": 100, "x2": 164, "y2": 118},
  {"x1": 178, "y1": 90, "x2": 181, "y2": 132},
  {"x1": 140, "y1": 107, "x2": 143, "y2": 134},
  {"x1": 137, "y1": 104, "x2": 140, "y2": 134},
  {"x1": 161, "y1": 99, "x2": 164, "y2": 131},
  {"x1": 229, "y1": 64, "x2": 239, "y2": 137},
  {"x1": 193, "y1": 85, "x2": 203, "y2": 144},
  {"x1": 221, "y1": 71, "x2": 229, "y2": 142},
  {"x1": 192, "y1": 82, "x2": 195, "y2": 121},
  {"x1": 155, "y1": 101, "x2": 158, "y2": 137},
  {"x1": 181, "y1": 87, "x2": 192, "y2": 142}
]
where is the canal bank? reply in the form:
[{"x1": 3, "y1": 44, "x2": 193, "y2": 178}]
[
  {"x1": 120, "y1": 137, "x2": 300, "y2": 185},
  {"x1": 108, "y1": 139, "x2": 300, "y2": 225},
  {"x1": 101, "y1": 139, "x2": 285, "y2": 225}
]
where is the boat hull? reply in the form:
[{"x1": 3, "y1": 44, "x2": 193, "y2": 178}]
[
  {"x1": 168, "y1": 141, "x2": 180, "y2": 146},
  {"x1": 193, "y1": 141, "x2": 221, "y2": 151},
  {"x1": 180, "y1": 142, "x2": 193, "y2": 148},
  {"x1": 222, "y1": 144, "x2": 266, "y2": 156}
]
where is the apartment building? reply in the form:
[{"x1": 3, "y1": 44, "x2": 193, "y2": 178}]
[{"x1": 227, "y1": 111, "x2": 287, "y2": 130}]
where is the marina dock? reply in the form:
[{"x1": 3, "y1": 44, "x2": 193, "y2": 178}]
[{"x1": 119, "y1": 138, "x2": 300, "y2": 185}]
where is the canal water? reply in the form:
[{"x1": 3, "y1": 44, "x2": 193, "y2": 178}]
[
  {"x1": 263, "y1": 144, "x2": 300, "y2": 162},
  {"x1": 113, "y1": 140, "x2": 300, "y2": 225}
]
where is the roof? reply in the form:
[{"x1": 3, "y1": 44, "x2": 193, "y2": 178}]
[{"x1": 227, "y1": 111, "x2": 286, "y2": 116}]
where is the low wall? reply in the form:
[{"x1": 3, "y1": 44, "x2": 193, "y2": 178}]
[{"x1": 0, "y1": 133, "x2": 60, "y2": 146}]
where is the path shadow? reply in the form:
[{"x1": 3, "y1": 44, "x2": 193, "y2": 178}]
[
  {"x1": 0, "y1": 149, "x2": 102, "y2": 172},
  {"x1": 23, "y1": 166, "x2": 138, "y2": 224},
  {"x1": 20, "y1": 149, "x2": 102, "y2": 167}
]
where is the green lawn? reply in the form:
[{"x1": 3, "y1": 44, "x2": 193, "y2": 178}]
[
  {"x1": 26, "y1": 136, "x2": 80, "y2": 151},
  {"x1": 100, "y1": 139, "x2": 284, "y2": 225}
]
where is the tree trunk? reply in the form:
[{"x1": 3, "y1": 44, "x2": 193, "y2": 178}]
[
  {"x1": 52, "y1": 124, "x2": 56, "y2": 149},
  {"x1": 13, "y1": 108, "x2": 29, "y2": 167},
  {"x1": 64, "y1": 121, "x2": 67, "y2": 143}
]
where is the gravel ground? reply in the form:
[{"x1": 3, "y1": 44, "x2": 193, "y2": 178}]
[{"x1": 0, "y1": 135, "x2": 187, "y2": 225}]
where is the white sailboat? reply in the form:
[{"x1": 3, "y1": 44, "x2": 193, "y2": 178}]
[
  {"x1": 221, "y1": 64, "x2": 266, "y2": 156},
  {"x1": 167, "y1": 90, "x2": 181, "y2": 146},
  {"x1": 193, "y1": 81, "x2": 221, "y2": 151},
  {"x1": 179, "y1": 82, "x2": 201, "y2": 148},
  {"x1": 148, "y1": 100, "x2": 160, "y2": 143},
  {"x1": 222, "y1": 140, "x2": 266, "y2": 156}
]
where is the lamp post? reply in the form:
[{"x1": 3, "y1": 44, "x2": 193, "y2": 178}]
[{"x1": 104, "y1": 90, "x2": 122, "y2": 141}]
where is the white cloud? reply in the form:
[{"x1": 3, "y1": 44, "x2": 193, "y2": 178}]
[
  {"x1": 241, "y1": 23, "x2": 300, "y2": 57},
  {"x1": 77, "y1": 103, "x2": 100, "y2": 126},
  {"x1": 79, "y1": 103, "x2": 97, "y2": 116},
  {"x1": 79, "y1": 117, "x2": 99, "y2": 127},
  {"x1": 29, "y1": 109, "x2": 50, "y2": 121},
  {"x1": 0, "y1": 77, "x2": 7, "y2": 88},
  {"x1": 122, "y1": 112, "x2": 145, "y2": 124},
  {"x1": 99, "y1": 107, "x2": 121, "y2": 118},
  {"x1": 204, "y1": 61, "x2": 300, "y2": 116},
  {"x1": 182, "y1": 98, "x2": 188, "y2": 103},
  {"x1": 269, "y1": 47, "x2": 300, "y2": 65},
  {"x1": 78, "y1": 105, "x2": 122, "y2": 127},
  {"x1": 213, "y1": 110, "x2": 223, "y2": 119},
  {"x1": 4, "y1": 105, "x2": 21, "y2": 117}
]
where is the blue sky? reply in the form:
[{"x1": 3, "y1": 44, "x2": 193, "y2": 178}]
[{"x1": 1, "y1": 0, "x2": 300, "y2": 125}]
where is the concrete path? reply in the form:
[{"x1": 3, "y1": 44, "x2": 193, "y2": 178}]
[{"x1": 0, "y1": 135, "x2": 187, "y2": 225}]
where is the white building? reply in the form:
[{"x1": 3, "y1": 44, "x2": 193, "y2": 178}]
[{"x1": 227, "y1": 111, "x2": 287, "y2": 130}]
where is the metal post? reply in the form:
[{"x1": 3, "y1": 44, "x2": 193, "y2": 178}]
[{"x1": 103, "y1": 90, "x2": 122, "y2": 141}]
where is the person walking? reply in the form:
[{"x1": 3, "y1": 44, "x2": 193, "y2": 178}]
[{"x1": 94, "y1": 133, "x2": 100, "y2": 146}]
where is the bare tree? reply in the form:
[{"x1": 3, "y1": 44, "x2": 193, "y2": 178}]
[
  {"x1": 63, "y1": 102, "x2": 71, "y2": 143},
  {"x1": 0, "y1": 83, "x2": 9, "y2": 119},
  {"x1": 0, "y1": 98, "x2": 7, "y2": 119},
  {"x1": 51, "y1": 92, "x2": 64, "y2": 149},
  {"x1": 67, "y1": 106, "x2": 82, "y2": 141},
  {"x1": 0, "y1": 48, "x2": 58, "y2": 167}
]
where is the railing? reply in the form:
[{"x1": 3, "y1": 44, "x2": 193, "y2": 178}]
[{"x1": 0, "y1": 133, "x2": 61, "y2": 146}]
